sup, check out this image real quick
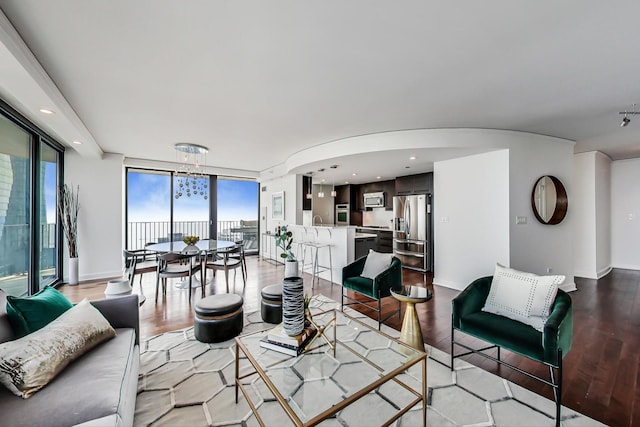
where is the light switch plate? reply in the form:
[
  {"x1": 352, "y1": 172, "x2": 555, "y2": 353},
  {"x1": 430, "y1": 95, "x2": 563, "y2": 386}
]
[{"x1": 515, "y1": 216, "x2": 527, "y2": 224}]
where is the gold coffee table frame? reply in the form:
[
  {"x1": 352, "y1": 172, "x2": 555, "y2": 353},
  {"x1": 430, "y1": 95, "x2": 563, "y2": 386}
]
[{"x1": 235, "y1": 309, "x2": 427, "y2": 427}]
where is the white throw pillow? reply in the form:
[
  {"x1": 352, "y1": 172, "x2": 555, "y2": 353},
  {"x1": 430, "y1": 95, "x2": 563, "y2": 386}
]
[
  {"x1": 361, "y1": 250, "x2": 394, "y2": 279},
  {"x1": 0, "y1": 299, "x2": 116, "y2": 398},
  {"x1": 482, "y1": 264, "x2": 564, "y2": 332}
]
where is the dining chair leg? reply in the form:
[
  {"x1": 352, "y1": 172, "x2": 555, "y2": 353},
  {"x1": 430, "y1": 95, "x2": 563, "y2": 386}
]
[
  {"x1": 155, "y1": 274, "x2": 160, "y2": 303},
  {"x1": 225, "y1": 268, "x2": 230, "y2": 293},
  {"x1": 200, "y1": 268, "x2": 205, "y2": 298}
]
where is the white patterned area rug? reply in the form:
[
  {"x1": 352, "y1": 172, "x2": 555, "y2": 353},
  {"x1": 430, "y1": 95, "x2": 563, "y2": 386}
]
[{"x1": 134, "y1": 295, "x2": 603, "y2": 427}]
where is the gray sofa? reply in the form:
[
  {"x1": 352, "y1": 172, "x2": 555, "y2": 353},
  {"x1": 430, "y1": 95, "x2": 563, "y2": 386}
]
[{"x1": 0, "y1": 290, "x2": 140, "y2": 427}]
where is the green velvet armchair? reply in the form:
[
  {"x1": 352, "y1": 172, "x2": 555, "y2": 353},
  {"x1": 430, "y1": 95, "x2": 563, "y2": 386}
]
[
  {"x1": 451, "y1": 276, "x2": 573, "y2": 426},
  {"x1": 341, "y1": 255, "x2": 403, "y2": 329}
]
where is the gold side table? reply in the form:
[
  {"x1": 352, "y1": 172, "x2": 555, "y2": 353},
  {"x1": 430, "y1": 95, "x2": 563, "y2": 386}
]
[{"x1": 391, "y1": 285, "x2": 433, "y2": 351}]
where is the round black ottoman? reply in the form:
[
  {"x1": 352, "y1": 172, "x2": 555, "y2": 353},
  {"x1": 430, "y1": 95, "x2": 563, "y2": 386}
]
[
  {"x1": 260, "y1": 284, "x2": 283, "y2": 324},
  {"x1": 194, "y1": 294, "x2": 244, "y2": 343}
]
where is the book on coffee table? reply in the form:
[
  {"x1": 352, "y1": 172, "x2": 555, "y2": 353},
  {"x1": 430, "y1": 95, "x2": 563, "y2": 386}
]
[
  {"x1": 259, "y1": 328, "x2": 318, "y2": 356},
  {"x1": 267, "y1": 323, "x2": 316, "y2": 347}
]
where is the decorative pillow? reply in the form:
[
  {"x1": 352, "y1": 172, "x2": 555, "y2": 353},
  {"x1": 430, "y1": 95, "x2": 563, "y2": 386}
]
[
  {"x1": 0, "y1": 299, "x2": 116, "y2": 398},
  {"x1": 482, "y1": 264, "x2": 564, "y2": 331},
  {"x1": 6, "y1": 286, "x2": 73, "y2": 338},
  {"x1": 361, "y1": 250, "x2": 394, "y2": 280}
]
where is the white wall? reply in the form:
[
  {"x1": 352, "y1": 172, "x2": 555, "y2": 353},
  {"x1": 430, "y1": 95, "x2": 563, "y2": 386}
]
[
  {"x1": 612, "y1": 158, "x2": 640, "y2": 269},
  {"x1": 434, "y1": 150, "x2": 510, "y2": 289},
  {"x1": 64, "y1": 151, "x2": 123, "y2": 281},
  {"x1": 508, "y1": 135, "x2": 576, "y2": 291},
  {"x1": 573, "y1": 152, "x2": 597, "y2": 278},
  {"x1": 259, "y1": 173, "x2": 302, "y2": 239},
  {"x1": 595, "y1": 152, "x2": 611, "y2": 276}
]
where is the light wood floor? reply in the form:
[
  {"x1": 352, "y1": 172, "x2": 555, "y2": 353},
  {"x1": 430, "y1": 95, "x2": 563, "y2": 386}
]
[{"x1": 60, "y1": 256, "x2": 639, "y2": 427}]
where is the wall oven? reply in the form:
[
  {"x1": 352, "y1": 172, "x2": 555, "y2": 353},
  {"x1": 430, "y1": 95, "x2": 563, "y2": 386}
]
[{"x1": 335, "y1": 204, "x2": 350, "y2": 225}]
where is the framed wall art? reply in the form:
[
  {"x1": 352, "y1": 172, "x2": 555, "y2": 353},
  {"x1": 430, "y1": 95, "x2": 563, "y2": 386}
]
[{"x1": 272, "y1": 191, "x2": 284, "y2": 220}]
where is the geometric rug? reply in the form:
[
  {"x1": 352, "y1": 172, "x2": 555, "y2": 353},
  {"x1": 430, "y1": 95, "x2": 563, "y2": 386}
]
[{"x1": 134, "y1": 295, "x2": 604, "y2": 427}]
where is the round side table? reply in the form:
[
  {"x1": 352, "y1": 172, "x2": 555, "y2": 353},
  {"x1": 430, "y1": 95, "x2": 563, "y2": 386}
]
[{"x1": 391, "y1": 285, "x2": 433, "y2": 351}]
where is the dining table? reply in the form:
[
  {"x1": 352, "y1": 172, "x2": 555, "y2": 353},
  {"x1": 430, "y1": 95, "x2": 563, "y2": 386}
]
[
  {"x1": 145, "y1": 239, "x2": 236, "y2": 289},
  {"x1": 145, "y1": 239, "x2": 236, "y2": 254}
]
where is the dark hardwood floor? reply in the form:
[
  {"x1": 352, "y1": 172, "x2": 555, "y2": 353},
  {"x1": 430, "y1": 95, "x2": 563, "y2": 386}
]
[{"x1": 60, "y1": 257, "x2": 639, "y2": 427}]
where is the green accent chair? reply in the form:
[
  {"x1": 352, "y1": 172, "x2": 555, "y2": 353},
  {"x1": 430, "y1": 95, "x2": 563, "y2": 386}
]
[
  {"x1": 451, "y1": 276, "x2": 573, "y2": 426},
  {"x1": 341, "y1": 255, "x2": 403, "y2": 329}
]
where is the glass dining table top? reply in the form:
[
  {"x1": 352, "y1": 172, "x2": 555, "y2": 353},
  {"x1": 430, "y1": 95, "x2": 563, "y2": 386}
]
[{"x1": 145, "y1": 239, "x2": 235, "y2": 253}]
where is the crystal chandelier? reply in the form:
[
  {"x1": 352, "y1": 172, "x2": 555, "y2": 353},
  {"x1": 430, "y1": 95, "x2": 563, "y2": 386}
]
[{"x1": 174, "y1": 143, "x2": 209, "y2": 199}]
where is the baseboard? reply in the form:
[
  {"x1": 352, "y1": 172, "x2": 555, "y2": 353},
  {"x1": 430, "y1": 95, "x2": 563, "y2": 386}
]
[
  {"x1": 597, "y1": 266, "x2": 612, "y2": 279},
  {"x1": 559, "y1": 281, "x2": 577, "y2": 292},
  {"x1": 432, "y1": 277, "x2": 465, "y2": 291},
  {"x1": 62, "y1": 270, "x2": 122, "y2": 283}
]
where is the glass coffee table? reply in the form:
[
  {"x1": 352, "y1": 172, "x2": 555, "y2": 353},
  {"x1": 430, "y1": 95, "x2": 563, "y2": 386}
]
[{"x1": 235, "y1": 309, "x2": 427, "y2": 426}]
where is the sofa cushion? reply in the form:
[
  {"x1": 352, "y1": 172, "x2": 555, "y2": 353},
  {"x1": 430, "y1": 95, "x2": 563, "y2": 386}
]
[
  {"x1": 0, "y1": 299, "x2": 116, "y2": 398},
  {"x1": 5, "y1": 286, "x2": 73, "y2": 337},
  {"x1": 482, "y1": 264, "x2": 563, "y2": 331},
  {"x1": 0, "y1": 328, "x2": 137, "y2": 427},
  {"x1": 360, "y1": 250, "x2": 393, "y2": 280}
]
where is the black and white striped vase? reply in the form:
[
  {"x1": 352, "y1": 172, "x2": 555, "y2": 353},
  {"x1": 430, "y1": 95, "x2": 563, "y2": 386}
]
[{"x1": 282, "y1": 276, "x2": 305, "y2": 336}]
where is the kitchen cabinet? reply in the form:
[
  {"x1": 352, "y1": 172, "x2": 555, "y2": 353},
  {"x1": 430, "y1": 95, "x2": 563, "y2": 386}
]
[
  {"x1": 302, "y1": 175, "x2": 312, "y2": 211},
  {"x1": 395, "y1": 172, "x2": 433, "y2": 195},
  {"x1": 376, "y1": 230, "x2": 393, "y2": 253},
  {"x1": 354, "y1": 180, "x2": 395, "y2": 210},
  {"x1": 355, "y1": 236, "x2": 376, "y2": 259},
  {"x1": 334, "y1": 184, "x2": 350, "y2": 204}
]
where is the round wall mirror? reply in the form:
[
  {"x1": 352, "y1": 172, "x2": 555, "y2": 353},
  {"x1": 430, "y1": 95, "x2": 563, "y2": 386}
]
[{"x1": 531, "y1": 175, "x2": 568, "y2": 225}]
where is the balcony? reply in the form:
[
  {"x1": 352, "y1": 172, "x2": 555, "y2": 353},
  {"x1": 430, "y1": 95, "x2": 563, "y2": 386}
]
[{"x1": 127, "y1": 220, "x2": 258, "y2": 253}]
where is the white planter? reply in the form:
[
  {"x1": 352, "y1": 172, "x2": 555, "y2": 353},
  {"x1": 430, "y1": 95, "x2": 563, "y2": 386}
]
[
  {"x1": 68, "y1": 257, "x2": 79, "y2": 285},
  {"x1": 284, "y1": 260, "x2": 299, "y2": 278}
]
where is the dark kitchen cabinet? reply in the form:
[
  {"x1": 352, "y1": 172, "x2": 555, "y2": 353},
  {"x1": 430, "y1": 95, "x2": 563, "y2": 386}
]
[
  {"x1": 302, "y1": 175, "x2": 312, "y2": 211},
  {"x1": 395, "y1": 172, "x2": 433, "y2": 195},
  {"x1": 376, "y1": 230, "x2": 393, "y2": 253},
  {"x1": 334, "y1": 184, "x2": 350, "y2": 204},
  {"x1": 355, "y1": 236, "x2": 376, "y2": 259}
]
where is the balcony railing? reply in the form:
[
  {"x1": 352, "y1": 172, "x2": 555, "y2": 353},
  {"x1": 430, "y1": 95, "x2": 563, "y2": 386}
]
[{"x1": 127, "y1": 220, "x2": 258, "y2": 253}]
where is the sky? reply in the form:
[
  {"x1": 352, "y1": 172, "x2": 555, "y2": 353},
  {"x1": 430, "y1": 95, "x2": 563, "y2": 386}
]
[{"x1": 127, "y1": 171, "x2": 258, "y2": 223}]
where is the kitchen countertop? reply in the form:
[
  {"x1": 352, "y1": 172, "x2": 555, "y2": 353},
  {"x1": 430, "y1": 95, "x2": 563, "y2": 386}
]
[
  {"x1": 355, "y1": 232, "x2": 377, "y2": 239},
  {"x1": 356, "y1": 226, "x2": 392, "y2": 232}
]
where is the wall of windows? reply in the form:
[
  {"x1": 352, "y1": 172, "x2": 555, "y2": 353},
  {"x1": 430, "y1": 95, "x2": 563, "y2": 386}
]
[
  {"x1": 126, "y1": 169, "x2": 258, "y2": 252},
  {"x1": 0, "y1": 100, "x2": 63, "y2": 296}
]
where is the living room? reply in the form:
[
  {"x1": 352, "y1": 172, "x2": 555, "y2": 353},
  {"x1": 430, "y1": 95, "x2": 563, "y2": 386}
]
[{"x1": 1, "y1": 2, "x2": 640, "y2": 426}]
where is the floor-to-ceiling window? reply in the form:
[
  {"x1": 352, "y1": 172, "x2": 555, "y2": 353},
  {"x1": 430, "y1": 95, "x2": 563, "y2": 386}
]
[
  {"x1": 217, "y1": 178, "x2": 259, "y2": 252},
  {"x1": 126, "y1": 169, "x2": 258, "y2": 252},
  {"x1": 0, "y1": 101, "x2": 63, "y2": 296}
]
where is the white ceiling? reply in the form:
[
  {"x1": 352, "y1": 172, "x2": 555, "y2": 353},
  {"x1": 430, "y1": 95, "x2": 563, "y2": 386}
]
[{"x1": 1, "y1": 1, "x2": 640, "y2": 184}]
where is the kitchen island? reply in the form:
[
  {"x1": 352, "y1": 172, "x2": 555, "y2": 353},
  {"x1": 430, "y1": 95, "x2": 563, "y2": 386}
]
[{"x1": 262, "y1": 225, "x2": 356, "y2": 286}]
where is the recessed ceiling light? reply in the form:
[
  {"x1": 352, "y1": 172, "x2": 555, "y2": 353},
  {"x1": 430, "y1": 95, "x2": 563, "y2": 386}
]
[
  {"x1": 72, "y1": 140, "x2": 83, "y2": 145},
  {"x1": 39, "y1": 108, "x2": 54, "y2": 114},
  {"x1": 405, "y1": 166, "x2": 410, "y2": 169},
  {"x1": 345, "y1": 181, "x2": 349, "y2": 184},
  {"x1": 376, "y1": 176, "x2": 381, "y2": 179},
  {"x1": 321, "y1": 179, "x2": 326, "y2": 182},
  {"x1": 409, "y1": 156, "x2": 416, "y2": 160},
  {"x1": 352, "y1": 173, "x2": 357, "y2": 176}
]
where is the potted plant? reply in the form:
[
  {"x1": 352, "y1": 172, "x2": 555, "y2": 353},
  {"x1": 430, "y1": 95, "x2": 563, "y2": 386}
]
[
  {"x1": 274, "y1": 225, "x2": 297, "y2": 278},
  {"x1": 58, "y1": 184, "x2": 80, "y2": 285}
]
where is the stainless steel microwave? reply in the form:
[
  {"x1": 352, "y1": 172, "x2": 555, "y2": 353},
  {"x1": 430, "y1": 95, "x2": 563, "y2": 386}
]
[{"x1": 363, "y1": 192, "x2": 385, "y2": 208}]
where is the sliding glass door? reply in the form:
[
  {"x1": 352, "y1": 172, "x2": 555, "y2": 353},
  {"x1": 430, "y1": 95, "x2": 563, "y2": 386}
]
[
  {"x1": 0, "y1": 103, "x2": 63, "y2": 296},
  {"x1": 0, "y1": 116, "x2": 31, "y2": 296}
]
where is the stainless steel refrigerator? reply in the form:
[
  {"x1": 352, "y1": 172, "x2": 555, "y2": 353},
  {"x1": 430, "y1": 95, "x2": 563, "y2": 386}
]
[{"x1": 393, "y1": 194, "x2": 432, "y2": 272}]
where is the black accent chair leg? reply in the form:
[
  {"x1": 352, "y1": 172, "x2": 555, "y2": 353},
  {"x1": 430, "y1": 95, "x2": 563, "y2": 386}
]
[
  {"x1": 450, "y1": 326, "x2": 455, "y2": 371},
  {"x1": 555, "y1": 348, "x2": 562, "y2": 426}
]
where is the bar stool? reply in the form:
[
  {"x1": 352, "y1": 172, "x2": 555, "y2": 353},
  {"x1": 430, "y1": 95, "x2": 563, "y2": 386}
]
[{"x1": 299, "y1": 229, "x2": 333, "y2": 288}]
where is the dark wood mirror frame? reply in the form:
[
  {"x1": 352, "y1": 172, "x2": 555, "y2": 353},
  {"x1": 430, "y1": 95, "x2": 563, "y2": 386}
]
[{"x1": 531, "y1": 175, "x2": 568, "y2": 225}]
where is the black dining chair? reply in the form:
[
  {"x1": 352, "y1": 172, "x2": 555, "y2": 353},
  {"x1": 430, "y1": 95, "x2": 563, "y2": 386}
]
[{"x1": 155, "y1": 252, "x2": 204, "y2": 303}]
